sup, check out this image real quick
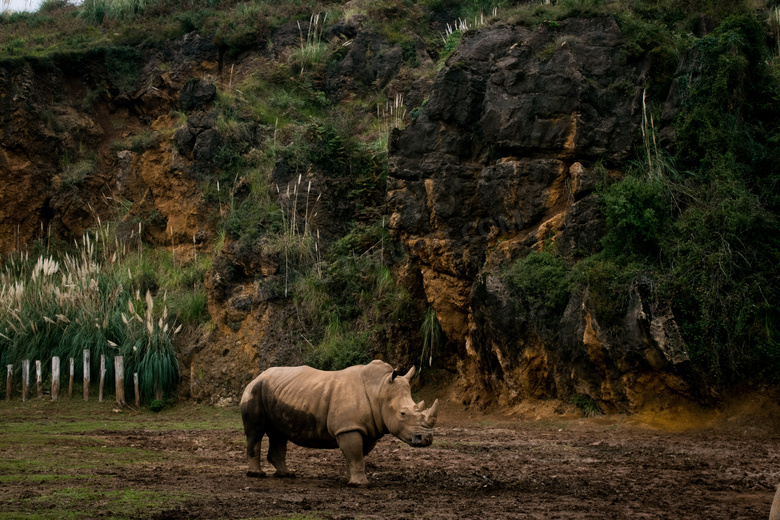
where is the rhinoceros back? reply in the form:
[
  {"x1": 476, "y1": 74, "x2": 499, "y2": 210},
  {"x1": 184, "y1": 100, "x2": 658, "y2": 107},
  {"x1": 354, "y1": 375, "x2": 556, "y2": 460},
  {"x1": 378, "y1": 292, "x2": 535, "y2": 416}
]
[{"x1": 240, "y1": 362, "x2": 389, "y2": 449}]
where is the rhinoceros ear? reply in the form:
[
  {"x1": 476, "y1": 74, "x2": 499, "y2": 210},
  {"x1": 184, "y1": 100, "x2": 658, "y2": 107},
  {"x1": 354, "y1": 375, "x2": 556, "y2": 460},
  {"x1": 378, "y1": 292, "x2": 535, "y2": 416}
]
[
  {"x1": 391, "y1": 369, "x2": 398, "y2": 381},
  {"x1": 402, "y1": 366, "x2": 416, "y2": 382}
]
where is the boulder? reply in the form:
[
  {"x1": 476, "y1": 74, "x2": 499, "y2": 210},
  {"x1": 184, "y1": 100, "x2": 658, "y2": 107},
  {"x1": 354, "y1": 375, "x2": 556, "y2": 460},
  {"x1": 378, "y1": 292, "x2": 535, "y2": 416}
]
[{"x1": 179, "y1": 79, "x2": 216, "y2": 112}]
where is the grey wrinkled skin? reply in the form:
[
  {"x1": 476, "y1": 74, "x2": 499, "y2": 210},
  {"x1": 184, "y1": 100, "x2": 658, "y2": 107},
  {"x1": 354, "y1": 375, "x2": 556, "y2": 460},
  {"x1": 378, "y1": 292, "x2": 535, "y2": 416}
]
[{"x1": 240, "y1": 360, "x2": 439, "y2": 486}]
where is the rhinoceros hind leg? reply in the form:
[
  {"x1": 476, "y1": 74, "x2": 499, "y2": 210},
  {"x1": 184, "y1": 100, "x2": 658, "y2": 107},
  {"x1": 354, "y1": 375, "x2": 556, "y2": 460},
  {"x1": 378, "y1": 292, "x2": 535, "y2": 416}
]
[
  {"x1": 267, "y1": 436, "x2": 295, "y2": 477},
  {"x1": 338, "y1": 431, "x2": 369, "y2": 486},
  {"x1": 244, "y1": 427, "x2": 265, "y2": 477}
]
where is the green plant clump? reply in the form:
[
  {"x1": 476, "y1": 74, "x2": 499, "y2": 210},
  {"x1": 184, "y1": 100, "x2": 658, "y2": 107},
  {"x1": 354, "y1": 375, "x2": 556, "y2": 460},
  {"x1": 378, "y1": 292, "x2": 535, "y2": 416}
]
[
  {"x1": 294, "y1": 223, "x2": 414, "y2": 371},
  {"x1": 597, "y1": 12, "x2": 780, "y2": 384},
  {"x1": 505, "y1": 250, "x2": 573, "y2": 334},
  {"x1": 0, "y1": 225, "x2": 198, "y2": 403}
]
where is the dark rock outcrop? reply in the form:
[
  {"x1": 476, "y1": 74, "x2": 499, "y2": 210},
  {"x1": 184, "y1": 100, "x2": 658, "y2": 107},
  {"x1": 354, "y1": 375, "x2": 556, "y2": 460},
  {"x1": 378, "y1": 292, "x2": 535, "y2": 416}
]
[
  {"x1": 388, "y1": 18, "x2": 691, "y2": 410},
  {"x1": 325, "y1": 30, "x2": 404, "y2": 101},
  {"x1": 179, "y1": 78, "x2": 217, "y2": 112}
]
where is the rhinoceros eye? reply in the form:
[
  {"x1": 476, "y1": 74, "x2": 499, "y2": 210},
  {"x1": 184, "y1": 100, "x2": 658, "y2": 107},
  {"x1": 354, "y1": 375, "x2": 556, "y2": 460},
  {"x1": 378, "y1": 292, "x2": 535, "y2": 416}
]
[{"x1": 400, "y1": 411, "x2": 406, "y2": 418}]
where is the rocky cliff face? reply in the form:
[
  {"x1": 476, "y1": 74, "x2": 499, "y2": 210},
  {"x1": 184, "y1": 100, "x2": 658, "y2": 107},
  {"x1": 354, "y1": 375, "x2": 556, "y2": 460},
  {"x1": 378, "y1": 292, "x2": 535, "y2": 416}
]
[
  {"x1": 388, "y1": 18, "x2": 692, "y2": 410},
  {"x1": 0, "y1": 36, "x2": 221, "y2": 253},
  {"x1": 1, "y1": 14, "x2": 698, "y2": 411}
]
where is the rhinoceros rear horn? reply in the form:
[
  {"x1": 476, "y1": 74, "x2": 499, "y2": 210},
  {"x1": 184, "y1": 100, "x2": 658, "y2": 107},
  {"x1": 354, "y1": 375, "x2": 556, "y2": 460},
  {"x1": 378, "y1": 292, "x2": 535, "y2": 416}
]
[
  {"x1": 414, "y1": 400, "x2": 425, "y2": 412},
  {"x1": 423, "y1": 399, "x2": 439, "y2": 427}
]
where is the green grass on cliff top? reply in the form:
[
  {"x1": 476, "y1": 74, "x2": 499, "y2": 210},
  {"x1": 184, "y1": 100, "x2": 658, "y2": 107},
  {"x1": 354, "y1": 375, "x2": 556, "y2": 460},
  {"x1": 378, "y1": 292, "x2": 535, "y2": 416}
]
[{"x1": 0, "y1": 0, "x2": 763, "y2": 62}]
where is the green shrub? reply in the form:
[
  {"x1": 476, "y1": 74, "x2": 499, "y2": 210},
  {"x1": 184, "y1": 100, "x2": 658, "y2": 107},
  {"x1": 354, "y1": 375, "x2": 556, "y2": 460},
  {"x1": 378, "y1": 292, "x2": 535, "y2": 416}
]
[
  {"x1": 61, "y1": 159, "x2": 96, "y2": 189},
  {"x1": 505, "y1": 251, "x2": 573, "y2": 333},
  {"x1": 292, "y1": 222, "x2": 414, "y2": 369},
  {"x1": 149, "y1": 399, "x2": 165, "y2": 412},
  {"x1": 79, "y1": 0, "x2": 152, "y2": 23},
  {"x1": 569, "y1": 393, "x2": 603, "y2": 417},
  {"x1": 573, "y1": 256, "x2": 646, "y2": 331},
  {"x1": 592, "y1": 12, "x2": 780, "y2": 384},
  {"x1": 37, "y1": 0, "x2": 69, "y2": 13},
  {"x1": 600, "y1": 174, "x2": 671, "y2": 258},
  {"x1": 79, "y1": 0, "x2": 109, "y2": 24},
  {"x1": 305, "y1": 318, "x2": 371, "y2": 371},
  {"x1": 439, "y1": 29, "x2": 462, "y2": 63}
]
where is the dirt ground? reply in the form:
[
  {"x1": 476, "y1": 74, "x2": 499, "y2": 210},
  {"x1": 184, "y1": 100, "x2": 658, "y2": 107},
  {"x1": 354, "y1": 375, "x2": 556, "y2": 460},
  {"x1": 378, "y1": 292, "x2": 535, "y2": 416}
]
[{"x1": 3, "y1": 395, "x2": 780, "y2": 519}]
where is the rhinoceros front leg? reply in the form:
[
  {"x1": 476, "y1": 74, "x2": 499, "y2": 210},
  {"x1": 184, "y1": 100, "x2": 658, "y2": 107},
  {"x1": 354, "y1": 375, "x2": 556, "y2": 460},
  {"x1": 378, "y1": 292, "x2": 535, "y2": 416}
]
[
  {"x1": 337, "y1": 431, "x2": 369, "y2": 486},
  {"x1": 267, "y1": 435, "x2": 295, "y2": 477}
]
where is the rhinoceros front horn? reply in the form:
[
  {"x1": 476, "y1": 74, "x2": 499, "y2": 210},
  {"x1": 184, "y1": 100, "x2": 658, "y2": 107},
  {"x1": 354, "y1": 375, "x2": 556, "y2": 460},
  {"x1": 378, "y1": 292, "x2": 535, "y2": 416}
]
[{"x1": 423, "y1": 399, "x2": 439, "y2": 427}]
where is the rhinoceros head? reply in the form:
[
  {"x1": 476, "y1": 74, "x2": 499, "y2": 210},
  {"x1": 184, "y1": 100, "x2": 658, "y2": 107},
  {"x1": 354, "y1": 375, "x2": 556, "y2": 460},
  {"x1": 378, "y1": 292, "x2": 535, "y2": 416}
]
[{"x1": 380, "y1": 366, "x2": 438, "y2": 447}]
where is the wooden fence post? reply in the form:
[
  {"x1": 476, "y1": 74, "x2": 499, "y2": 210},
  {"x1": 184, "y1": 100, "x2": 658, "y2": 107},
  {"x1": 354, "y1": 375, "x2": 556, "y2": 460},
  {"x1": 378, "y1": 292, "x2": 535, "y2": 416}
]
[
  {"x1": 5, "y1": 364, "x2": 12, "y2": 401},
  {"x1": 51, "y1": 357, "x2": 60, "y2": 401},
  {"x1": 134, "y1": 373, "x2": 140, "y2": 408},
  {"x1": 99, "y1": 355, "x2": 106, "y2": 402},
  {"x1": 114, "y1": 356, "x2": 125, "y2": 406},
  {"x1": 68, "y1": 358, "x2": 74, "y2": 399},
  {"x1": 82, "y1": 350, "x2": 90, "y2": 401},
  {"x1": 21, "y1": 360, "x2": 29, "y2": 402},
  {"x1": 36, "y1": 360, "x2": 42, "y2": 398}
]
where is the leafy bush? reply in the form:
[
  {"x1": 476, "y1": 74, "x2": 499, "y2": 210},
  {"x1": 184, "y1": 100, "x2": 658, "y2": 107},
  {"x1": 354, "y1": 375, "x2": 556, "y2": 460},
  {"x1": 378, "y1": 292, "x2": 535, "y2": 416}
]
[
  {"x1": 505, "y1": 251, "x2": 573, "y2": 333},
  {"x1": 594, "y1": 12, "x2": 780, "y2": 384},
  {"x1": 293, "y1": 223, "x2": 414, "y2": 370},
  {"x1": 439, "y1": 29, "x2": 462, "y2": 63},
  {"x1": 79, "y1": 0, "x2": 152, "y2": 23},
  {"x1": 600, "y1": 174, "x2": 671, "y2": 258},
  {"x1": 569, "y1": 393, "x2": 603, "y2": 417},
  {"x1": 573, "y1": 256, "x2": 646, "y2": 331},
  {"x1": 305, "y1": 318, "x2": 371, "y2": 371},
  {"x1": 61, "y1": 159, "x2": 96, "y2": 189},
  {"x1": 148, "y1": 398, "x2": 165, "y2": 412}
]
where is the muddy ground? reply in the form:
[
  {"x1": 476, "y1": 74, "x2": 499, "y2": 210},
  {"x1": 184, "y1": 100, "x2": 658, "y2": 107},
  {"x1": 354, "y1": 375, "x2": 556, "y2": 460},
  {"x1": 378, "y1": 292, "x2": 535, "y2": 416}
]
[{"x1": 3, "y1": 397, "x2": 780, "y2": 519}]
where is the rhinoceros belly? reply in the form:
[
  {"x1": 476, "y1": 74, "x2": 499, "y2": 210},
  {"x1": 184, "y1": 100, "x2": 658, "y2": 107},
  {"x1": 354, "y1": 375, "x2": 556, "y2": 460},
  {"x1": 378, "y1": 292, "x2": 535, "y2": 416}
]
[{"x1": 264, "y1": 394, "x2": 340, "y2": 449}]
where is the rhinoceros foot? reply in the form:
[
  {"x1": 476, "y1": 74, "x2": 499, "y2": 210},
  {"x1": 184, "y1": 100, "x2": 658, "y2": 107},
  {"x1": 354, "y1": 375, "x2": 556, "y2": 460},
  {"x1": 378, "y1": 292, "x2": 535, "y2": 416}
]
[
  {"x1": 246, "y1": 470, "x2": 266, "y2": 478},
  {"x1": 273, "y1": 470, "x2": 296, "y2": 478},
  {"x1": 347, "y1": 476, "x2": 369, "y2": 487}
]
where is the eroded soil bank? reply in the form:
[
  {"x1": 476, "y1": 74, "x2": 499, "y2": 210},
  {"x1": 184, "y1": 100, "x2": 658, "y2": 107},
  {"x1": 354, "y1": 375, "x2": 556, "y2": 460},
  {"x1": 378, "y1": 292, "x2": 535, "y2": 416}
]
[{"x1": 1, "y1": 397, "x2": 779, "y2": 519}]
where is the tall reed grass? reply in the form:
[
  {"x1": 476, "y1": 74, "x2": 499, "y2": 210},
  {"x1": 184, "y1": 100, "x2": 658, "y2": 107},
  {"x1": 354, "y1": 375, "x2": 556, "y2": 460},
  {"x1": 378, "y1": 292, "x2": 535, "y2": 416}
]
[
  {"x1": 293, "y1": 12, "x2": 328, "y2": 75},
  {"x1": 0, "y1": 224, "x2": 182, "y2": 403},
  {"x1": 266, "y1": 173, "x2": 321, "y2": 296}
]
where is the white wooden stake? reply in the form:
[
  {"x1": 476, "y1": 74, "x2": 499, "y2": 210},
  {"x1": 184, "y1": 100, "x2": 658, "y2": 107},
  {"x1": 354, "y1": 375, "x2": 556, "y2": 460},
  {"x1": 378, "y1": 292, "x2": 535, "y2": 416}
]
[
  {"x1": 36, "y1": 360, "x2": 42, "y2": 398},
  {"x1": 134, "y1": 373, "x2": 140, "y2": 408},
  {"x1": 5, "y1": 364, "x2": 12, "y2": 401},
  {"x1": 114, "y1": 356, "x2": 125, "y2": 406},
  {"x1": 99, "y1": 354, "x2": 106, "y2": 402},
  {"x1": 51, "y1": 357, "x2": 60, "y2": 401},
  {"x1": 83, "y1": 350, "x2": 90, "y2": 401},
  {"x1": 68, "y1": 358, "x2": 74, "y2": 399},
  {"x1": 21, "y1": 360, "x2": 29, "y2": 402}
]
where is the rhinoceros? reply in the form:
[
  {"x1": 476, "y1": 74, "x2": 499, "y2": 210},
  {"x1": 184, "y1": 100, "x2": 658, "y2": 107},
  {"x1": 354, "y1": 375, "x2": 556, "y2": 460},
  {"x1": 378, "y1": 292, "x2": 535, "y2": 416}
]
[
  {"x1": 239, "y1": 360, "x2": 439, "y2": 486},
  {"x1": 771, "y1": 485, "x2": 780, "y2": 520}
]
